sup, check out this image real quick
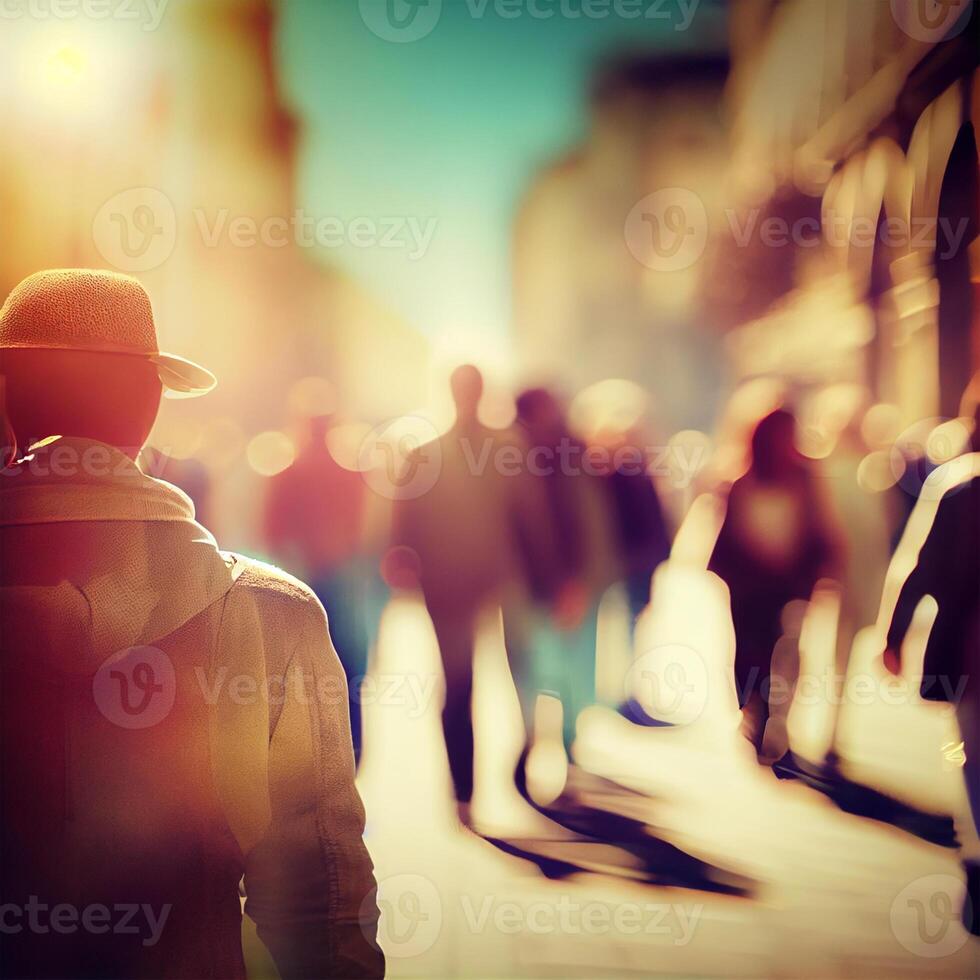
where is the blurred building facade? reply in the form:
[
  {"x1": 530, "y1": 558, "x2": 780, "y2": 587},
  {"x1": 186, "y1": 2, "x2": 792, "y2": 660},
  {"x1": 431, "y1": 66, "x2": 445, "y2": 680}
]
[
  {"x1": 719, "y1": 0, "x2": 979, "y2": 422},
  {"x1": 513, "y1": 1, "x2": 979, "y2": 434},
  {"x1": 0, "y1": 0, "x2": 428, "y2": 546},
  {"x1": 513, "y1": 52, "x2": 731, "y2": 434}
]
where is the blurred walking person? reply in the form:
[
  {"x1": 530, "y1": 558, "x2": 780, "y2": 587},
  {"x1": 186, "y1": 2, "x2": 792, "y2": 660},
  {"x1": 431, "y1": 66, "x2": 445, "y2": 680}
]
[
  {"x1": 390, "y1": 365, "x2": 528, "y2": 823},
  {"x1": 264, "y1": 412, "x2": 375, "y2": 763},
  {"x1": 0, "y1": 271, "x2": 383, "y2": 979},
  {"x1": 710, "y1": 408, "x2": 838, "y2": 764},
  {"x1": 816, "y1": 391, "x2": 902, "y2": 768},
  {"x1": 595, "y1": 424, "x2": 672, "y2": 637},
  {"x1": 883, "y1": 383, "x2": 980, "y2": 935},
  {"x1": 505, "y1": 388, "x2": 616, "y2": 799}
]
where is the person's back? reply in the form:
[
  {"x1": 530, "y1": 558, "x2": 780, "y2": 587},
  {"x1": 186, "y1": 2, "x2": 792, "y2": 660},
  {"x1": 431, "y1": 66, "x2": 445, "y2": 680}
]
[
  {"x1": 604, "y1": 454, "x2": 671, "y2": 579},
  {"x1": 2, "y1": 484, "x2": 258, "y2": 977},
  {"x1": 264, "y1": 416, "x2": 378, "y2": 765},
  {"x1": 0, "y1": 270, "x2": 383, "y2": 979},
  {"x1": 887, "y1": 458, "x2": 980, "y2": 699},
  {"x1": 393, "y1": 374, "x2": 525, "y2": 614},
  {"x1": 884, "y1": 388, "x2": 980, "y2": 935},
  {"x1": 388, "y1": 364, "x2": 529, "y2": 814},
  {"x1": 510, "y1": 388, "x2": 617, "y2": 609},
  {"x1": 265, "y1": 416, "x2": 366, "y2": 578},
  {"x1": 711, "y1": 410, "x2": 835, "y2": 601},
  {"x1": 709, "y1": 408, "x2": 837, "y2": 761}
]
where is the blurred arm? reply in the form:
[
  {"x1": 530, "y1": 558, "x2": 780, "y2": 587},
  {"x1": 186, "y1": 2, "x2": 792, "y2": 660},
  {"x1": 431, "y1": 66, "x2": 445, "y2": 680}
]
[
  {"x1": 885, "y1": 495, "x2": 952, "y2": 653},
  {"x1": 243, "y1": 602, "x2": 384, "y2": 979}
]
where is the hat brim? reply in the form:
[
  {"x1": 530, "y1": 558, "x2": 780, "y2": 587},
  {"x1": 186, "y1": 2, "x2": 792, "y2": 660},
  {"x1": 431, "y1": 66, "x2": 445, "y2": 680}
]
[{"x1": 151, "y1": 352, "x2": 217, "y2": 399}]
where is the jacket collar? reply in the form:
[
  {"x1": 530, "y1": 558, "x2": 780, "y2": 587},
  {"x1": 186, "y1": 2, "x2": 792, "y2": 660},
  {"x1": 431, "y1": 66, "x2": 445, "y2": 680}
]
[{"x1": 0, "y1": 436, "x2": 198, "y2": 526}]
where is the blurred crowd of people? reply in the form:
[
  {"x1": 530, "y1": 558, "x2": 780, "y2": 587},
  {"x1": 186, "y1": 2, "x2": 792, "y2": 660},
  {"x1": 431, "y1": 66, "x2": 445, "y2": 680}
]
[
  {"x1": 261, "y1": 366, "x2": 674, "y2": 809},
  {"x1": 255, "y1": 358, "x2": 980, "y2": 935},
  {"x1": 2, "y1": 269, "x2": 979, "y2": 979}
]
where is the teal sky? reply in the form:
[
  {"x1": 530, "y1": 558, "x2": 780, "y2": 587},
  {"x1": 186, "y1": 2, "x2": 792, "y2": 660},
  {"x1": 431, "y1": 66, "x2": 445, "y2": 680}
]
[{"x1": 279, "y1": 0, "x2": 726, "y2": 361}]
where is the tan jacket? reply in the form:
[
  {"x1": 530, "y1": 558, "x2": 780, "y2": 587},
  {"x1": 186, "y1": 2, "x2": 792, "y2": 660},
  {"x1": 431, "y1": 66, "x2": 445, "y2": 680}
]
[{"x1": 0, "y1": 438, "x2": 383, "y2": 979}]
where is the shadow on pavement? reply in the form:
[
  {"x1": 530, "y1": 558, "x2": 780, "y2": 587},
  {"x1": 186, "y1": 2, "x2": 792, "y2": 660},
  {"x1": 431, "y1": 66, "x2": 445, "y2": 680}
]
[
  {"x1": 774, "y1": 752, "x2": 958, "y2": 848},
  {"x1": 481, "y1": 768, "x2": 753, "y2": 896}
]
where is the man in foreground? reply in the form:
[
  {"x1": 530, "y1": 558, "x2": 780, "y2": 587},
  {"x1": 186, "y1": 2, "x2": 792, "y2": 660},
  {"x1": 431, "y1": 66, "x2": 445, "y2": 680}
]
[{"x1": 0, "y1": 269, "x2": 384, "y2": 978}]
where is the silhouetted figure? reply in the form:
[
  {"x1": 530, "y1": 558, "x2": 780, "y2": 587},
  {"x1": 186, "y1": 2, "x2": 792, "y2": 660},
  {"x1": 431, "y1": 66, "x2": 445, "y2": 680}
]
[
  {"x1": 264, "y1": 414, "x2": 373, "y2": 762},
  {"x1": 819, "y1": 405, "x2": 898, "y2": 767},
  {"x1": 598, "y1": 428, "x2": 672, "y2": 634},
  {"x1": 885, "y1": 393, "x2": 980, "y2": 935},
  {"x1": 505, "y1": 388, "x2": 616, "y2": 796},
  {"x1": 710, "y1": 409, "x2": 837, "y2": 763},
  {"x1": 391, "y1": 365, "x2": 526, "y2": 819},
  {"x1": 0, "y1": 271, "x2": 383, "y2": 979}
]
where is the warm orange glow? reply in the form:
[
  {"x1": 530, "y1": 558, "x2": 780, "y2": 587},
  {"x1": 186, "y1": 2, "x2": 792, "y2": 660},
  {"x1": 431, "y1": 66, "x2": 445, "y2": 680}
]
[
  {"x1": 287, "y1": 376, "x2": 336, "y2": 419},
  {"x1": 326, "y1": 422, "x2": 372, "y2": 472},
  {"x1": 45, "y1": 45, "x2": 87, "y2": 87},
  {"x1": 149, "y1": 417, "x2": 203, "y2": 462},
  {"x1": 246, "y1": 430, "x2": 295, "y2": 477},
  {"x1": 568, "y1": 379, "x2": 648, "y2": 441}
]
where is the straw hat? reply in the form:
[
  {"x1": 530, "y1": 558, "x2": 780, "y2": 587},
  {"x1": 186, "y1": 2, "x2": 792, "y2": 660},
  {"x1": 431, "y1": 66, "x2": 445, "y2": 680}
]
[{"x1": 0, "y1": 269, "x2": 216, "y2": 398}]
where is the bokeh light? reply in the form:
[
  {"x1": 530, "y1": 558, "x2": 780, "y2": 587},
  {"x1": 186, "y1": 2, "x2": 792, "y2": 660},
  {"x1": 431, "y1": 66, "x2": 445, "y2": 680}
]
[{"x1": 246, "y1": 430, "x2": 295, "y2": 477}]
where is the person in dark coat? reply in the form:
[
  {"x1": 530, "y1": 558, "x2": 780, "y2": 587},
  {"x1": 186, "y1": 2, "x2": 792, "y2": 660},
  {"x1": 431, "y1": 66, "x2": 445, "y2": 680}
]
[
  {"x1": 884, "y1": 390, "x2": 980, "y2": 935},
  {"x1": 504, "y1": 388, "x2": 616, "y2": 799},
  {"x1": 709, "y1": 408, "x2": 838, "y2": 763},
  {"x1": 598, "y1": 426, "x2": 672, "y2": 635},
  {"x1": 390, "y1": 365, "x2": 529, "y2": 821}
]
